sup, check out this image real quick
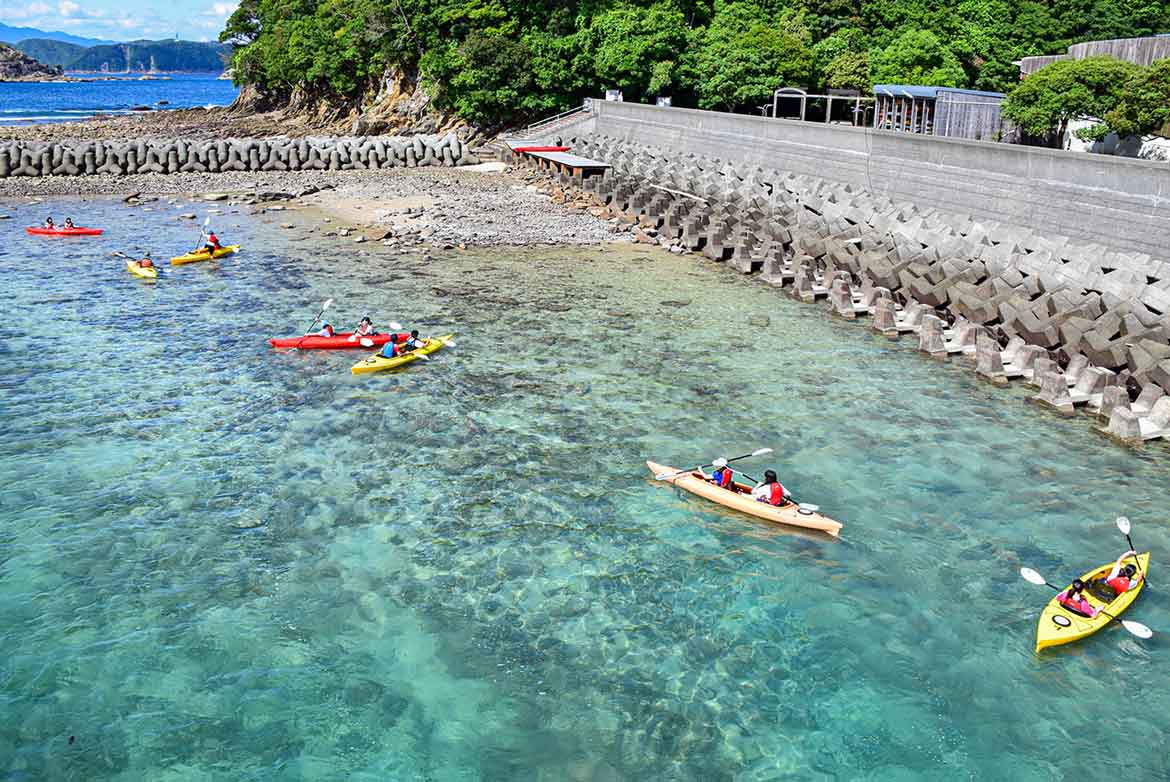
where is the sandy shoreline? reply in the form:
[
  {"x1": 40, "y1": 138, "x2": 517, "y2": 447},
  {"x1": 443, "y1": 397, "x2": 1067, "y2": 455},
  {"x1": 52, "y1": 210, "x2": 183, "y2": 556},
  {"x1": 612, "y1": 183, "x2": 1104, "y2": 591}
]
[{"x1": 0, "y1": 164, "x2": 626, "y2": 249}]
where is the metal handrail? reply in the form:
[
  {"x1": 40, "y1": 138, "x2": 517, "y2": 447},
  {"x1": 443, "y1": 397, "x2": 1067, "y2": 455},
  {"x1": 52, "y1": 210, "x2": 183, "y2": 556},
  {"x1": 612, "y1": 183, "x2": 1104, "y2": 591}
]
[{"x1": 522, "y1": 104, "x2": 590, "y2": 135}]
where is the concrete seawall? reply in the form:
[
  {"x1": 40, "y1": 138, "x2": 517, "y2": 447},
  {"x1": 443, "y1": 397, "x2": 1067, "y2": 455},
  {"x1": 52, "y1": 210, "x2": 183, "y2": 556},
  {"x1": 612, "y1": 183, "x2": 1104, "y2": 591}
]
[
  {"x1": 515, "y1": 107, "x2": 1170, "y2": 444},
  {"x1": 0, "y1": 134, "x2": 475, "y2": 177},
  {"x1": 580, "y1": 101, "x2": 1170, "y2": 260}
]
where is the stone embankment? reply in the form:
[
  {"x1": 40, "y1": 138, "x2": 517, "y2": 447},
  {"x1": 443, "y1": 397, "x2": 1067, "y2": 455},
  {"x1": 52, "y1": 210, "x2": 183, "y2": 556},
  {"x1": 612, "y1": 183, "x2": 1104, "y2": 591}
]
[
  {"x1": 0, "y1": 134, "x2": 476, "y2": 178},
  {"x1": 511, "y1": 133, "x2": 1170, "y2": 447}
]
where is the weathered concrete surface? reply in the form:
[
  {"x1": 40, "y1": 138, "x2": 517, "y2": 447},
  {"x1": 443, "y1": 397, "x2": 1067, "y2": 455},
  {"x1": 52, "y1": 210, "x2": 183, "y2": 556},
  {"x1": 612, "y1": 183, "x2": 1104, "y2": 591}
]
[
  {"x1": 581, "y1": 100, "x2": 1170, "y2": 260},
  {"x1": 516, "y1": 118, "x2": 1170, "y2": 443},
  {"x1": 0, "y1": 134, "x2": 475, "y2": 178}
]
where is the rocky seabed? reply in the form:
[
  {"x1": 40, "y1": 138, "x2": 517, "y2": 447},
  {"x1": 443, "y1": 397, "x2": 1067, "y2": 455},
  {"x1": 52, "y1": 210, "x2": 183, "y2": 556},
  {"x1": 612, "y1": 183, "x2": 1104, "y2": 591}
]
[
  {"x1": 517, "y1": 132, "x2": 1170, "y2": 446},
  {"x1": 0, "y1": 134, "x2": 475, "y2": 177}
]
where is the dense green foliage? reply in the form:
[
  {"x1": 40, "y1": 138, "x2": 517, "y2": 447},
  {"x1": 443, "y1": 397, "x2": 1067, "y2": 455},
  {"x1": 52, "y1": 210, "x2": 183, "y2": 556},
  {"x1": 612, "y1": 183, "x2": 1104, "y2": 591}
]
[
  {"x1": 1003, "y1": 56, "x2": 1141, "y2": 139},
  {"x1": 220, "y1": 0, "x2": 1170, "y2": 127},
  {"x1": 1105, "y1": 58, "x2": 1170, "y2": 137},
  {"x1": 1003, "y1": 56, "x2": 1170, "y2": 140},
  {"x1": 13, "y1": 39, "x2": 86, "y2": 69},
  {"x1": 15, "y1": 38, "x2": 229, "y2": 72}
]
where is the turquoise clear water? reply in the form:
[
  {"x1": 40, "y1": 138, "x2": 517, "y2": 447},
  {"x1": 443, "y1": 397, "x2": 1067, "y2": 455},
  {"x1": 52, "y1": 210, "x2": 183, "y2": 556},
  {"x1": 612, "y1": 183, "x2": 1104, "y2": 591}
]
[{"x1": 2, "y1": 197, "x2": 1170, "y2": 781}]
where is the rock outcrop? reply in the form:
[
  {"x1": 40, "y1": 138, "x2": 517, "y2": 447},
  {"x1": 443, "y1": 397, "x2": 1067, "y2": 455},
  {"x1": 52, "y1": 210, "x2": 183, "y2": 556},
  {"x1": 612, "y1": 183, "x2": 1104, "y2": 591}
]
[{"x1": 0, "y1": 43, "x2": 63, "y2": 82}]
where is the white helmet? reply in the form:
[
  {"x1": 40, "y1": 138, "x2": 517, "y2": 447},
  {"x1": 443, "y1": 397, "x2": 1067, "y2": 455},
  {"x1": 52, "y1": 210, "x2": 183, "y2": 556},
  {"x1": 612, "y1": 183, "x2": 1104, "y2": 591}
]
[{"x1": 712, "y1": 458, "x2": 728, "y2": 468}]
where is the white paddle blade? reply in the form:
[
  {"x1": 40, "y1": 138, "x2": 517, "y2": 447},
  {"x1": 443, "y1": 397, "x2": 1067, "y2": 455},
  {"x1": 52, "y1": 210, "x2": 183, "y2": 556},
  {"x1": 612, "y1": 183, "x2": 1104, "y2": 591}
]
[
  {"x1": 441, "y1": 338, "x2": 457, "y2": 347},
  {"x1": 1117, "y1": 516, "x2": 1131, "y2": 535},
  {"x1": 323, "y1": 298, "x2": 334, "y2": 310},
  {"x1": 387, "y1": 322, "x2": 404, "y2": 330},
  {"x1": 359, "y1": 338, "x2": 374, "y2": 347},
  {"x1": 1121, "y1": 620, "x2": 1154, "y2": 639},
  {"x1": 797, "y1": 503, "x2": 819, "y2": 513},
  {"x1": 751, "y1": 447, "x2": 774, "y2": 456},
  {"x1": 1020, "y1": 567, "x2": 1047, "y2": 586}
]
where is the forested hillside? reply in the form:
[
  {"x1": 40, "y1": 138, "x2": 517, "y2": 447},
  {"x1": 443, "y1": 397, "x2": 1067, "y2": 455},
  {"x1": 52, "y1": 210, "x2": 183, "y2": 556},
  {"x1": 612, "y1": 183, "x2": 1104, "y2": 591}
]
[
  {"x1": 15, "y1": 38, "x2": 229, "y2": 72},
  {"x1": 13, "y1": 40, "x2": 86, "y2": 69},
  {"x1": 71, "y1": 40, "x2": 230, "y2": 72},
  {"x1": 221, "y1": 0, "x2": 1170, "y2": 127}
]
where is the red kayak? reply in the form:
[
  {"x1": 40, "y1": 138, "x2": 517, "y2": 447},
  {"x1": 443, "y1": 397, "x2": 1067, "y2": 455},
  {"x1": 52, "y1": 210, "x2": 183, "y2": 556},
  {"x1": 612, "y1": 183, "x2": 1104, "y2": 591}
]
[
  {"x1": 26, "y1": 226, "x2": 104, "y2": 236},
  {"x1": 268, "y1": 332, "x2": 405, "y2": 350}
]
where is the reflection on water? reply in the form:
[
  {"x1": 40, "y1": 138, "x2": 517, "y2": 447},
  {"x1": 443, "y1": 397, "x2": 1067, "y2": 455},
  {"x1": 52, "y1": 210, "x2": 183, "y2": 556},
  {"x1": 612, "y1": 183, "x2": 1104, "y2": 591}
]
[{"x1": 1, "y1": 197, "x2": 1168, "y2": 781}]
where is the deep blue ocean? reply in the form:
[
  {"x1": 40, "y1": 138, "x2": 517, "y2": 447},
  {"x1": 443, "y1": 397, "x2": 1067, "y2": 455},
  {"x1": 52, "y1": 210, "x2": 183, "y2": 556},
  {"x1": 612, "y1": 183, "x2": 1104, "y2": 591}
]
[{"x1": 0, "y1": 73, "x2": 239, "y2": 125}]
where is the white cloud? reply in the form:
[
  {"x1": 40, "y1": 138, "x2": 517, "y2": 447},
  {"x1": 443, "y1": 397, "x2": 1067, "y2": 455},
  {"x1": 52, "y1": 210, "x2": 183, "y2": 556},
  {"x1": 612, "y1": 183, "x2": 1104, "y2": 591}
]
[{"x1": 1, "y1": 0, "x2": 226, "y2": 42}]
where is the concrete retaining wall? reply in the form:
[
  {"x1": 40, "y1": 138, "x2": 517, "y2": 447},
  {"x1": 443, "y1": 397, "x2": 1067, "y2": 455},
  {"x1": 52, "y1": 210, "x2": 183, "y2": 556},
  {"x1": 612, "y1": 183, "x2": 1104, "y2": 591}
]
[
  {"x1": 514, "y1": 127, "x2": 1170, "y2": 441},
  {"x1": 584, "y1": 101, "x2": 1170, "y2": 260},
  {"x1": 0, "y1": 133, "x2": 475, "y2": 178}
]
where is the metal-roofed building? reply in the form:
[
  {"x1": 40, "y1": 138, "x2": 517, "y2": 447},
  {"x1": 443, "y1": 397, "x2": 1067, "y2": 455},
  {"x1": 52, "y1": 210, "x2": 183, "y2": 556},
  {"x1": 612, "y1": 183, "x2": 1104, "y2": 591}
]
[{"x1": 873, "y1": 84, "x2": 1008, "y2": 141}]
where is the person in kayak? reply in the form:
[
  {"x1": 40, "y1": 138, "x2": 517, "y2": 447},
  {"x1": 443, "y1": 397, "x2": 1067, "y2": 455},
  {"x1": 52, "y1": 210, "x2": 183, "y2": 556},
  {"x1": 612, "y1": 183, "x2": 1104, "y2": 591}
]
[
  {"x1": 317, "y1": 323, "x2": 335, "y2": 338},
  {"x1": 353, "y1": 317, "x2": 375, "y2": 338},
  {"x1": 1057, "y1": 579, "x2": 1098, "y2": 618},
  {"x1": 138, "y1": 252, "x2": 154, "y2": 268},
  {"x1": 64, "y1": 218, "x2": 75, "y2": 229},
  {"x1": 201, "y1": 230, "x2": 222, "y2": 256},
  {"x1": 379, "y1": 340, "x2": 404, "y2": 359},
  {"x1": 705, "y1": 458, "x2": 734, "y2": 489},
  {"x1": 44, "y1": 216, "x2": 55, "y2": 229},
  {"x1": 751, "y1": 470, "x2": 789, "y2": 506},
  {"x1": 400, "y1": 330, "x2": 426, "y2": 350},
  {"x1": 1105, "y1": 551, "x2": 1142, "y2": 593}
]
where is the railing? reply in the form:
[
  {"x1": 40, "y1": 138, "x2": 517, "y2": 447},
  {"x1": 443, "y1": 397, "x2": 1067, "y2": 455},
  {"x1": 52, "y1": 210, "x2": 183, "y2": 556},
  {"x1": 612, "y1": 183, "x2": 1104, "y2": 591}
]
[{"x1": 513, "y1": 104, "x2": 592, "y2": 139}]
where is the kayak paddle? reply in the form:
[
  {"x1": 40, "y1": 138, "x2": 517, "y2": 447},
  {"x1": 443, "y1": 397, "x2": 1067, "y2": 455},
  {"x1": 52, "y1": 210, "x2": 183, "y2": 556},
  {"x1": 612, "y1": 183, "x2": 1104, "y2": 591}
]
[
  {"x1": 1116, "y1": 516, "x2": 1147, "y2": 585},
  {"x1": 1019, "y1": 567, "x2": 1153, "y2": 639},
  {"x1": 655, "y1": 448, "x2": 773, "y2": 481},
  {"x1": 353, "y1": 321, "x2": 405, "y2": 346},
  {"x1": 194, "y1": 216, "x2": 210, "y2": 251},
  {"x1": 293, "y1": 298, "x2": 334, "y2": 350}
]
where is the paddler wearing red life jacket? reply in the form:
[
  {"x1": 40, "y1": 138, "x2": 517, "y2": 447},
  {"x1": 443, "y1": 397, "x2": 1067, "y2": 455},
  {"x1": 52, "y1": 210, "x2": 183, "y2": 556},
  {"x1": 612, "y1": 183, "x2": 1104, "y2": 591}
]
[
  {"x1": 1105, "y1": 550, "x2": 1142, "y2": 593},
  {"x1": 751, "y1": 469, "x2": 789, "y2": 506},
  {"x1": 705, "y1": 458, "x2": 734, "y2": 489},
  {"x1": 1057, "y1": 579, "x2": 1098, "y2": 618}
]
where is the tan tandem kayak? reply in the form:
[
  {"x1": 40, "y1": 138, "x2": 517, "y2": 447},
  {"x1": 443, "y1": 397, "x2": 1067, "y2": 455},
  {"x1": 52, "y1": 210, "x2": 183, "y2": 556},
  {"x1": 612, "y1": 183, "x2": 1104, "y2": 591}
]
[{"x1": 646, "y1": 460, "x2": 842, "y2": 537}]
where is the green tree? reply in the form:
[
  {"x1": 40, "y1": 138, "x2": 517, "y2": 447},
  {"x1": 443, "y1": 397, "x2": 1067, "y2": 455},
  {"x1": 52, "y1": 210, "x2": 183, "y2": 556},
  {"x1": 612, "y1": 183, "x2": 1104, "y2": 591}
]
[
  {"x1": 696, "y1": 1, "x2": 814, "y2": 111},
  {"x1": 1104, "y1": 57, "x2": 1170, "y2": 138},
  {"x1": 870, "y1": 29, "x2": 965, "y2": 87},
  {"x1": 1002, "y1": 55, "x2": 1141, "y2": 141},
  {"x1": 585, "y1": 1, "x2": 692, "y2": 100},
  {"x1": 813, "y1": 28, "x2": 870, "y2": 90}
]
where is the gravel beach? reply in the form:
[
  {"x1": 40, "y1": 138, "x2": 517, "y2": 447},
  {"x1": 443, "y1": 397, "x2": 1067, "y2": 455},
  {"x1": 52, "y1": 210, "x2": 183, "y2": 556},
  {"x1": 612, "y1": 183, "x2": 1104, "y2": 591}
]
[{"x1": 0, "y1": 164, "x2": 621, "y2": 248}]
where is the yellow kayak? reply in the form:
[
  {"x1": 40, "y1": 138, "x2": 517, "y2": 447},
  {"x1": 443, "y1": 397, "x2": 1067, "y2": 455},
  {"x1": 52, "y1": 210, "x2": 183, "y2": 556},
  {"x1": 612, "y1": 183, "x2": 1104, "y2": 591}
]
[
  {"x1": 1035, "y1": 552, "x2": 1149, "y2": 652},
  {"x1": 170, "y1": 245, "x2": 241, "y2": 265},
  {"x1": 126, "y1": 260, "x2": 158, "y2": 279},
  {"x1": 646, "y1": 460, "x2": 843, "y2": 536},
  {"x1": 351, "y1": 334, "x2": 454, "y2": 375}
]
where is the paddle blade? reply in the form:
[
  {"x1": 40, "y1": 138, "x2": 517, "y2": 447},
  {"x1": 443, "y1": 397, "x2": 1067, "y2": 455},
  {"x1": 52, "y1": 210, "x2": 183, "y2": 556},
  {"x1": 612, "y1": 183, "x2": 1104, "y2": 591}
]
[
  {"x1": 1117, "y1": 516, "x2": 1131, "y2": 535},
  {"x1": 441, "y1": 338, "x2": 457, "y2": 347},
  {"x1": 1121, "y1": 619, "x2": 1154, "y2": 639},
  {"x1": 323, "y1": 298, "x2": 334, "y2": 310},
  {"x1": 359, "y1": 338, "x2": 374, "y2": 347},
  {"x1": 797, "y1": 503, "x2": 819, "y2": 513},
  {"x1": 203, "y1": 217, "x2": 210, "y2": 227},
  {"x1": 1020, "y1": 567, "x2": 1047, "y2": 586},
  {"x1": 751, "y1": 447, "x2": 773, "y2": 457},
  {"x1": 387, "y1": 322, "x2": 404, "y2": 330}
]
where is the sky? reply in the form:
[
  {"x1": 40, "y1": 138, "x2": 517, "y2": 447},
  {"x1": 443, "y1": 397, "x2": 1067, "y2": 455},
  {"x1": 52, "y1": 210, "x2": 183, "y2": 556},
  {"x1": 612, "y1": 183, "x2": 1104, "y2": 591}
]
[{"x1": 0, "y1": 0, "x2": 238, "y2": 43}]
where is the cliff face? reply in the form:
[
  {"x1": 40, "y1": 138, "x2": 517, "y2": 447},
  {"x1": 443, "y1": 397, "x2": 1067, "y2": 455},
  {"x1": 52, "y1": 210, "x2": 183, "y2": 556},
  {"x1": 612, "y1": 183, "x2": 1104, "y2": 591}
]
[
  {"x1": 0, "y1": 43, "x2": 63, "y2": 81},
  {"x1": 229, "y1": 66, "x2": 479, "y2": 142}
]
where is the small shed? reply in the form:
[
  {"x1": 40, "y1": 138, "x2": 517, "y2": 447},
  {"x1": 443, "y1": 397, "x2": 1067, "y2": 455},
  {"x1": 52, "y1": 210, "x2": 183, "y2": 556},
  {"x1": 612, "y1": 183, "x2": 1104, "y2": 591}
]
[{"x1": 873, "y1": 85, "x2": 1007, "y2": 141}]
